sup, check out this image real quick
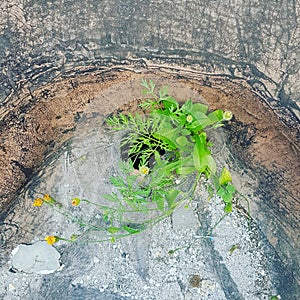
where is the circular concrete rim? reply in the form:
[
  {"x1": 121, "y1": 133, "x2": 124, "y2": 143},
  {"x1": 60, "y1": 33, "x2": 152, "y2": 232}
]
[{"x1": 0, "y1": 65, "x2": 299, "y2": 282}]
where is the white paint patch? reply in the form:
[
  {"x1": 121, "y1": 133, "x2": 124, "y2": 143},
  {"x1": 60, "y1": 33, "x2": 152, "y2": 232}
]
[{"x1": 11, "y1": 241, "x2": 61, "y2": 274}]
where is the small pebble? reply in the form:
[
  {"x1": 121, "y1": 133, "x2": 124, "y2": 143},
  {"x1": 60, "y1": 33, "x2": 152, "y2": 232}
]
[{"x1": 8, "y1": 284, "x2": 15, "y2": 291}]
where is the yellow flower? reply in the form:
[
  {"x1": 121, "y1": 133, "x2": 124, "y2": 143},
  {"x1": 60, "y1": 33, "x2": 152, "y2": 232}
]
[
  {"x1": 43, "y1": 194, "x2": 56, "y2": 204},
  {"x1": 33, "y1": 198, "x2": 43, "y2": 207},
  {"x1": 223, "y1": 111, "x2": 233, "y2": 121},
  {"x1": 43, "y1": 194, "x2": 51, "y2": 202},
  {"x1": 71, "y1": 198, "x2": 81, "y2": 206},
  {"x1": 45, "y1": 235, "x2": 59, "y2": 245},
  {"x1": 139, "y1": 165, "x2": 149, "y2": 176},
  {"x1": 186, "y1": 115, "x2": 193, "y2": 123}
]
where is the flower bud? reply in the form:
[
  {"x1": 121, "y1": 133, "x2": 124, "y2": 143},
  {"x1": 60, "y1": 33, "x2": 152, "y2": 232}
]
[
  {"x1": 139, "y1": 165, "x2": 149, "y2": 176},
  {"x1": 223, "y1": 111, "x2": 233, "y2": 121},
  {"x1": 71, "y1": 198, "x2": 81, "y2": 206},
  {"x1": 45, "y1": 235, "x2": 59, "y2": 245},
  {"x1": 186, "y1": 114, "x2": 193, "y2": 123},
  {"x1": 43, "y1": 194, "x2": 56, "y2": 204}
]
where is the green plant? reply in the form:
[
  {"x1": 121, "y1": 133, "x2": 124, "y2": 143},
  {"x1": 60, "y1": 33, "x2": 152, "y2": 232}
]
[
  {"x1": 107, "y1": 79, "x2": 236, "y2": 209},
  {"x1": 34, "y1": 80, "x2": 248, "y2": 244}
]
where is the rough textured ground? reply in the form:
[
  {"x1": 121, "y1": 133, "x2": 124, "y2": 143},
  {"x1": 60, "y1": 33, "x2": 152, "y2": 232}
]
[
  {"x1": 0, "y1": 0, "x2": 299, "y2": 298},
  {"x1": 0, "y1": 0, "x2": 299, "y2": 111},
  {"x1": 0, "y1": 116, "x2": 293, "y2": 299},
  {"x1": 0, "y1": 72, "x2": 299, "y2": 299},
  {"x1": 1, "y1": 71, "x2": 299, "y2": 281}
]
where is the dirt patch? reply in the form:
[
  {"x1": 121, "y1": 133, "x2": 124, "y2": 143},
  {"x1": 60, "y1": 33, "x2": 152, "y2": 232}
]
[
  {"x1": 0, "y1": 67, "x2": 299, "y2": 280},
  {"x1": 0, "y1": 70, "x2": 136, "y2": 216}
]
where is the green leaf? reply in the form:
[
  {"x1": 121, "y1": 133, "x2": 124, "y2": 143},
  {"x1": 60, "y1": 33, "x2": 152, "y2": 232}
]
[
  {"x1": 166, "y1": 189, "x2": 181, "y2": 207},
  {"x1": 270, "y1": 296, "x2": 281, "y2": 300},
  {"x1": 217, "y1": 183, "x2": 236, "y2": 206},
  {"x1": 110, "y1": 176, "x2": 125, "y2": 187},
  {"x1": 191, "y1": 111, "x2": 209, "y2": 122},
  {"x1": 168, "y1": 248, "x2": 181, "y2": 255},
  {"x1": 226, "y1": 184, "x2": 236, "y2": 194},
  {"x1": 213, "y1": 123, "x2": 224, "y2": 129},
  {"x1": 181, "y1": 99, "x2": 193, "y2": 113},
  {"x1": 152, "y1": 133, "x2": 177, "y2": 150},
  {"x1": 162, "y1": 96, "x2": 179, "y2": 110},
  {"x1": 159, "y1": 86, "x2": 169, "y2": 99},
  {"x1": 176, "y1": 166, "x2": 195, "y2": 175},
  {"x1": 205, "y1": 155, "x2": 217, "y2": 175},
  {"x1": 219, "y1": 167, "x2": 232, "y2": 185},
  {"x1": 176, "y1": 136, "x2": 188, "y2": 146},
  {"x1": 107, "y1": 226, "x2": 120, "y2": 234},
  {"x1": 224, "y1": 202, "x2": 233, "y2": 213},
  {"x1": 181, "y1": 129, "x2": 191, "y2": 135},
  {"x1": 123, "y1": 226, "x2": 141, "y2": 234},
  {"x1": 193, "y1": 134, "x2": 207, "y2": 173},
  {"x1": 207, "y1": 184, "x2": 215, "y2": 201},
  {"x1": 217, "y1": 186, "x2": 233, "y2": 203},
  {"x1": 155, "y1": 194, "x2": 165, "y2": 211},
  {"x1": 175, "y1": 156, "x2": 194, "y2": 175},
  {"x1": 192, "y1": 103, "x2": 208, "y2": 114},
  {"x1": 208, "y1": 110, "x2": 224, "y2": 123},
  {"x1": 192, "y1": 132, "x2": 216, "y2": 175},
  {"x1": 141, "y1": 79, "x2": 155, "y2": 94},
  {"x1": 229, "y1": 244, "x2": 239, "y2": 254},
  {"x1": 188, "y1": 115, "x2": 212, "y2": 131}
]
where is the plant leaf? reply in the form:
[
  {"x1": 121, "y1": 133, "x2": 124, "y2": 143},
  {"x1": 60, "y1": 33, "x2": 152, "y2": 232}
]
[
  {"x1": 123, "y1": 226, "x2": 141, "y2": 234},
  {"x1": 217, "y1": 184, "x2": 235, "y2": 204},
  {"x1": 192, "y1": 103, "x2": 208, "y2": 114},
  {"x1": 166, "y1": 189, "x2": 181, "y2": 207},
  {"x1": 154, "y1": 194, "x2": 165, "y2": 211},
  {"x1": 205, "y1": 155, "x2": 217, "y2": 175},
  {"x1": 152, "y1": 133, "x2": 177, "y2": 150},
  {"x1": 176, "y1": 166, "x2": 195, "y2": 175},
  {"x1": 181, "y1": 99, "x2": 193, "y2": 113},
  {"x1": 219, "y1": 167, "x2": 232, "y2": 185},
  {"x1": 208, "y1": 110, "x2": 224, "y2": 123},
  {"x1": 226, "y1": 184, "x2": 236, "y2": 194},
  {"x1": 162, "y1": 96, "x2": 179, "y2": 110},
  {"x1": 107, "y1": 226, "x2": 120, "y2": 234},
  {"x1": 224, "y1": 202, "x2": 233, "y2": 213},
  {"x1": 176, "y1": 136, "x2": 188, "y2": 146},
  {"x1": 217, "y1": 186, "x2": 232, "y2": 203},
  {"x1": 192, "y1": 132, "x2": 216, "y2": 174},
  {"x1": 188, "y1": 115, "x2": 212, "y2": 131}
]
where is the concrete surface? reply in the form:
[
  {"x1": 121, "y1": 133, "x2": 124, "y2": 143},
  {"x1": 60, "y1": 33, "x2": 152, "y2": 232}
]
[
  {"x1": 0, "y1": 0, "x2": 299, "y2": 115},
  {"x1": 0, "y1": 0, "x2": 299, "y2": 299},
  {"x1": 0, "y1": 115, "x2": 294, "y2": 299}
]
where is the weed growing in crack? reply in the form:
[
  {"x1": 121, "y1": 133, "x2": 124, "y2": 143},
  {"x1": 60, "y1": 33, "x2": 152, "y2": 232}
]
[{"x1": 33, "y1": 80, "x2": 250, "y2": 244}]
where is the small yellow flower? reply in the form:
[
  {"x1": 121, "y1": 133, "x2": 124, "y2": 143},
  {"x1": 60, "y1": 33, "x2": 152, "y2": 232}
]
[
  {"x1": 186, "y1": 114, "x2": 193, "y2": 123},
  {"x1": 71, "y1": 198, "x2": 81, "y2": 206},
  {"x1": 223, "y1": 111, "x2": 233, "y2": 121},
  {"x1": 43, "y1": 194, "x2": 51, "y2": 202},
  {"x1": 43, "y1": 194, "x2": 56, "y2": 204},
  {"x1": 139, "y1": 165, "x2": 149, "y2": 176},
  {"x1": 45, "y1": 235, "x2": 59, "y2": 245},
  {"x1": 33, "y1": 198, "x2": 43, "y2": 207}
]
